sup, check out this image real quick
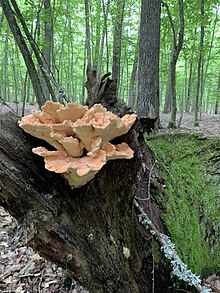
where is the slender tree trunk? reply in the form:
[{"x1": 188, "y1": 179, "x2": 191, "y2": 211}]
[
  {"x1": 97, "y1": 0, "x2": 110, "y2": 81},
  {"x1": 10, "y1": 0, "x2": 57, "y2": 102},
  {"x1": 55, "y1": 0, "x2": 69, "y2": 86},
  {"x1": 43, "y1": 0, "x2": 53, "y2": 98},
  {"x1": 162, "y1": 0, "x2": 184, "y2": 128},
  {"x1": 215, "y1": 71, "x2": 220, "y2": 114},
  {"x1": 69, "y1": 25, "x2": 75, "y2": 100},
  {"x1": 81, "y1": 42, "x2": 86, "y2": 102},
  {"x1": 128, "y1": 38, "x2": 138, "y2": 109},
  {"x1": 12, "y1": 46, "x2": 18, "y2": 105},
  {"x1": 43, "y1": 0, "x2": 52, "y2": 69},
  {"x1": 0, "y1": 12, "x2": 4, "y2": 97},
  {"x1": 0, "y1": 0, "x2": 46, "y2": 107},
  {"x1": 112, "y1": 0, "x2": 125, "y2": 96},
  {"x1": 137, "y1": 0, "x2": 161, "y2": 121},
  {"x1": 195, "y1": 0, "x2": 204, "y2": 126},
  {"x1": 160, "y1": 32, "x2": 166, "y2": 108},
  {"x1": 169, "y1": 55, "x2": 177, "y2": 126},
  {"x1": 85, "y1": 0, "x2": 92, "y2": 69},
  {"x1": 200, "y1": 9, "x2": 218, "y2": 113},
  {"x1": 185, "y1": 26, "x2": 197, "y2": 112},
  {"x1": 22, "y1": 72, "x2": 29, "y2": 116},
  {"x1": 199, "y1": 57, "x2": 204, "y2": 119},
  {"x1": 163, "y1": 51, "x2": 171, "y2": 114},
  {"x1": 84, "y1": 0, "x2": 101, "y2": 104},
  {"x1": 184, "y1": 59, "x2": 187, "y2": 112},
  {"x1": 0, "y1": 10, "x2": 4, "y2": 33},
  {"x1": 3, "y1": 25, "x2": 8, "y2": 101},
  {"x1": 93, "y1": 0, "x2": 101, "y2": 70}
]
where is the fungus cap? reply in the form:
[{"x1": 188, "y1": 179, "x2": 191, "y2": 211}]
[{"x1": 19, "y1": 102, "x2": 136, "y2": 188}]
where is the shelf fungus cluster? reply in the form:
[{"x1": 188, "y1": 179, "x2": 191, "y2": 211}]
[{"x1": 18, "y1": 101, "x2": 137, "y2": 188}]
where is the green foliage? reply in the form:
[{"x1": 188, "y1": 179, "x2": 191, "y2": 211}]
[
  {"x1": 0, "y1": 0, "x2": 219, "y2": 111},
  {"x1": 147, "y1": 133, "x2": 220, "y2": 275}
]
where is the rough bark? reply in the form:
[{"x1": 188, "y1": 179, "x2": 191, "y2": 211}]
[
  {"x1": 137, "y1": 0, "x2": 161, "y2": 121},
  {"x1": 0, "y1": 101, "x2": 172, "y2": 292}
]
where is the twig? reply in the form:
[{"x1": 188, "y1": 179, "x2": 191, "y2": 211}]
[
  {"x1": 147, "y1": 161, "x2": 156, "y2": 200},
  {"x1": 133, "y1": 199, "x2": 212, "y2": 293},
  {"x1": 135, "y1": 161, "x2": 156, "y2": 201},
  {"x1": 152, "y1": 238, "x2": 155, "y2": 293},
  {"x1": 174, "y1": 289, "x2": 193, "y2": 293},
  {"x1": 0, "y1": 96, "x2": 19, "y2": 116},
  {"x1": 38, "y1": 267, "x2": 46, "y2": 293},
  {"x1": 40, "y1": 66, "x2": 70, "y2": 104}
]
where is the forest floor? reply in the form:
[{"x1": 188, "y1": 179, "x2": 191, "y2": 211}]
[
  {"x1": 0, "y1": 102, "x2": 219, "y2": 292},
  {"x1": 1, "y1": 101, "x2": 220, "y2": 136}
]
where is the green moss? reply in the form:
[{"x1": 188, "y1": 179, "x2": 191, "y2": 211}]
[{"x1": 147, "y1": 133, "x2": 220, "y2": 276}]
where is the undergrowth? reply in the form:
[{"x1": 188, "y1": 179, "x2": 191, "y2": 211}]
[{"x1": 147, "y1": 133, "x2": 220, "y2": 276}]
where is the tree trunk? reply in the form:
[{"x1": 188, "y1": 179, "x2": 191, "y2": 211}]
[
  {"x1": 0, "y1": 0, "x2": 46, "y2": 107},
  {"x1": 162, "y1": 0, "x2": 184, "y2": 128},
  {"x1": 195, "y1": 0, "x2": 204, "y2": 126},
  {"x1": 112, "y1": 0, "x2": 125, "y2": 95},
  {"x1": 215, "y1": 71, "x2": 220, "y2": 114},
  {"x1": 3, "y1": 25, "x2": 9, "y2": 101},
  {"x1": 10, "y1": 0, "x2": 57, "y2": 102},
  {"x1": 93, "y1": 0, "x2": 101, "y2": 70},
  {"x1": 97, "y1": 0, "x2": 110, "y2": 81},
  {"x1": 43, "y1": 0, "x2": 53, "y2": 98},
  {"x1": 185, "y1": 26, "x2": 197, "y2": 113},
  {"x1": 128, "y1": 38, "x2": 138, "y2": 109},
  {"x1": 85, "y1": 0, "x2": 92, "y2": 69},
  {"x1": 137, "y1": 0, "x2": 161, "y2": 121},
  {"x1": 200, "y1": 8, "x2": 218, "y2": 113},
  {"x1": 0, "y1": 104, "x2": 172, "y2": 293}
]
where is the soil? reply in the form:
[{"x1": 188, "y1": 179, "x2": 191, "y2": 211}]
[{"x1": 0, "y1": 102, "x2": 219, "y2": 292}]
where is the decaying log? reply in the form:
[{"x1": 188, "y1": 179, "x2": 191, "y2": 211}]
[
  {"x1": 0, "y1": 109, "x2": 174, "y2": 292},
  {"x1": 0, "y1": 71, "x2": 173, "y2": 292}
]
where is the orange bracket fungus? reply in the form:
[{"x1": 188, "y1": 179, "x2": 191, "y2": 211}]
[{"x1": 18, "y1": 101, "x2": 137, "y2": 188}]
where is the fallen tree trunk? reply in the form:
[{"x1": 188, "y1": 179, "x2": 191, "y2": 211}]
[{"x1": 0, "y1": 110, "x2": 174, "y2": 292}]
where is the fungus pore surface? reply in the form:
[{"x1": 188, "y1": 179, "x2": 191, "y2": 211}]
[{"x1": 18, "y1": 101, "x2": 136, "y2": 188}]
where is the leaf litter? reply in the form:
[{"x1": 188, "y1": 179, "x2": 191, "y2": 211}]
[{"x1": 0, "y1": 207, "x2": 89, "y2": 293}]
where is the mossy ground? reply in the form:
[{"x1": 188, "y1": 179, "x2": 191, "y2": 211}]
[{"x1": 147, "y1": 133, "x2": 220, "y2": 276}]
